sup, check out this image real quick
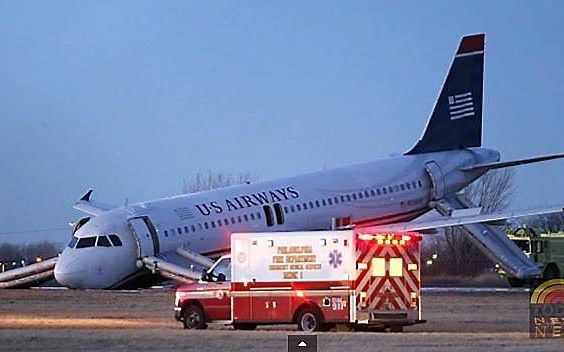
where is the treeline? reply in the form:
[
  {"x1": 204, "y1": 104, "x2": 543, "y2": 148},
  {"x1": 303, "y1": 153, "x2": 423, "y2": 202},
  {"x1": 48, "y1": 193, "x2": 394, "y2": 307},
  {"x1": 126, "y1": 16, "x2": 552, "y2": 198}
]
[{"x1": 0, "y1": 241, "x2": 62, "y2": 270}]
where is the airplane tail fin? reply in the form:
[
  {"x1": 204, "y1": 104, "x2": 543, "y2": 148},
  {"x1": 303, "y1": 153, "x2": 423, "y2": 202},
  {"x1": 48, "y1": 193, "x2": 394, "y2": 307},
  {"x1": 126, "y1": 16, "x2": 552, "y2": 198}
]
[{"x1": 406, "y1": 34, "x2": 485, "y2": 155}]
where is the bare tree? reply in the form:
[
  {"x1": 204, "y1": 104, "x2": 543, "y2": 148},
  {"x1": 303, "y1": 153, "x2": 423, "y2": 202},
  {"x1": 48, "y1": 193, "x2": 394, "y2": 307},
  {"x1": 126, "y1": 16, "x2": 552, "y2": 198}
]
[
  {"x1": 428, "y1": 169, "x2": 516, "y2": 277},
  {"x1": 522, "y1": 213, "x2": 564, "y2": 233},
  {"x1": 463, "y1": 168, "x2": 515, "y2": 213},
  {"x1": 182, "y1": 170, "x2": 255, "y2": 194}
]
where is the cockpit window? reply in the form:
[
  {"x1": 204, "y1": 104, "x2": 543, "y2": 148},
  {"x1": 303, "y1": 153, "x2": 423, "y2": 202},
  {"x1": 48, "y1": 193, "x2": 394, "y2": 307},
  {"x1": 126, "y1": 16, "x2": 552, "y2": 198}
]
[
  {"x1": 96, "y1": 236, "x2": 112, "y2": 247},
  {"x1": 108, "y1": 234, "x2": 122, "y2": 247},
  {"x1": 75, "y1": 236, "x2": 96, "y2": 248},
  {"x1": 68, "y1": 235, "x2": 79, "y2": 248}
]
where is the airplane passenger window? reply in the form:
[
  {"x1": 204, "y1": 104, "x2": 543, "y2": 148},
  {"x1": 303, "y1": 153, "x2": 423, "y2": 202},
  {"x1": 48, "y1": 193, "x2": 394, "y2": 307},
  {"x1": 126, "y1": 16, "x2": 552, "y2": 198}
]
[
  {"x1": 290, "y1": 205, "x2": 295, "y2": 212},
  {"x1": 394, "y1": 185, "x2": 400, "y2": 192},
  {"x1": 334, "y1": 197, "x2": 339, "y2": 204},
  {"x1": 382, "y1": 188, "x2": 387, "y2": 194},
  {"x1": 296, "y1": 204, "x2": 301, "y2": 211},
  {"x1": 370, "y1": 190, "x2": 376, "y2": 197},
  {"x1": 191, "y1": 225, "x2": 196, "y2": 232},
  {"x1": 184, "y1": 226, "x2": 189, "y2": 233},
  {"x1": 352, "y1": 194, "x2": 357, "y2": 200},
  {"x1": 238, "y1": 216, "x2": 242, "y2": 223},
  {"x1": 303, "y1": 203, "x2": 308, "y2": 210},
  {"x1": 230, "y1": 217, "x2": 235, "y2": 225},
  {"x1": 211, "y1": 221, "x2": 215, "y2": 228},
  {"x1": 217, "y1": 220, "x2": 222, "y2": 227},
  {"x1": 204, "y1": 223, "x2": 209, "y2": 229},
  {"x1": 76, "y1": 236, "x2": 96, "y2": 248},
  {"x1": 364, "y1": 190, "x2": 370, "y2": 198},
  {"x1": 406, "y1": 183, "x2": 411, "y2": 190},
  {"x1": 198, "y1": 224, "x2": 203, "y2": 230},
  {"x1": 400, "y1": 184, "x2": 405, "y2": 191},
  {"x1": 412, "y1": 181, "x2": 417, "y2": 188},
  {"x1": 284, "y1": 206, "x2": 289, "y2": 213},
  {"x1": 418, "y1": 180, "x2": 423, "y2": 187},
  {"x1": 109, "y1": 234, "x2": 122, "y2": 246},
  {"x1": 328, "y1": 198, "x2": 332, "y2": 205},
  {"x1": 256, "y1": 212, "x2": 261, "y2": 219},
  {"x1": 315, "y1": 200, "x2": 320, "y2": 207},
  {"x1": 322, "y1": 199, "x2": 327, "y2": 206},
  {"x1": 250, "y1": 213, "x2": 255, "y2": 220},
  {"x1": 96, "y1": 236, "x2": 111, "y2": 247},
  {"x1": 177, "y1": 227, "x2": 182, "y2": 234},
  {"x1": 358, "y1": 193, "x2": 363, "y2": 199},
  {"x1": 388, "y1": 187, "x2": 393, "y2": 193},
  {"x1": 243, "y1": 214, "x2": 248, "y2": 221},
  {"x1": 164, "y1": 230, "x2": 169, "y2": 237},
  {"x1": 340, "y1": 195, "x2": 345, "y2": 202},
  {"x1": 377, "y1": 189, "x2": 381, "y2": 195}
]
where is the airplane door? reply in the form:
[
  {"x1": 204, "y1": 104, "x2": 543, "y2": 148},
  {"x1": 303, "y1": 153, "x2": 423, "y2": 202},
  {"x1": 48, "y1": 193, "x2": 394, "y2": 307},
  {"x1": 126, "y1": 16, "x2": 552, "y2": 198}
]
[
  {"x1": 424, "y1": 161, "x2": 446, "y2": 200},
  {"x1": 127, "y1": 216, "x2": 160, "y2": 258}
]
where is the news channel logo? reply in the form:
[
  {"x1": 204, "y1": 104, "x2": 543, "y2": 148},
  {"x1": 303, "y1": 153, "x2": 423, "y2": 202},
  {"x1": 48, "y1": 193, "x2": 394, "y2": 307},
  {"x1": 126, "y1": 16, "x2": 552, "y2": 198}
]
[{"x1": 529, "y1": 279, "x2": 564, "y2": 338}]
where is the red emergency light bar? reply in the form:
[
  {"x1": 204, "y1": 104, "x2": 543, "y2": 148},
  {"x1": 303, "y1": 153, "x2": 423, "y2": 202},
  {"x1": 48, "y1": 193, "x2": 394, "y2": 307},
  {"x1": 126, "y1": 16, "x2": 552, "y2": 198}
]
[{"x1": 356, "y1": 232, "x2": 417, "y2": 246}]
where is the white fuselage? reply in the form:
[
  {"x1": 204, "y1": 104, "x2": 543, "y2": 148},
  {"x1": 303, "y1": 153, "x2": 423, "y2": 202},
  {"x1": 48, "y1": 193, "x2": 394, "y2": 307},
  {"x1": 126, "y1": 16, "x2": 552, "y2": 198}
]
[{"x1": 54, "y1": 148, "x2": 499, "y2": 288}]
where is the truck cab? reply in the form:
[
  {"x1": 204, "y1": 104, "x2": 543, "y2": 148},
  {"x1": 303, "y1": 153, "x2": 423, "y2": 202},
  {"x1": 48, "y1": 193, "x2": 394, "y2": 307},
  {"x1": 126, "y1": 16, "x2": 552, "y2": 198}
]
[
  {"x1": 505, "y1": 227, "x2": 564, "y2": 287},
  {"x1": 174, "y1": 255, "x2": 232, "y2": 329}
]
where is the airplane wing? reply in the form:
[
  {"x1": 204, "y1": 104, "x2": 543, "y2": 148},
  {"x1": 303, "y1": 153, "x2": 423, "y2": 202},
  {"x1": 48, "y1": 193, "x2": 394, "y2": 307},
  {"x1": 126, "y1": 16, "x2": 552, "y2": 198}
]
[
  {"x1": 73, "y1": 189, "x2": 115, "y2": 216},
  {"x1": 360, "y1": 204, "x2": 563, "y2": 233},
  {"x1": 360, "y1": 196, "x2": 563, "y2": 279}
]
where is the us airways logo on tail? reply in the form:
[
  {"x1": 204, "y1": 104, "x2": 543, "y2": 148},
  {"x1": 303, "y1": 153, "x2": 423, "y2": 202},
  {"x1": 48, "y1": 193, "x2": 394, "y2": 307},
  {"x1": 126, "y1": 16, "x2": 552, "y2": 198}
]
[
  {"x1": 448, "y1": 92, "x2": 474, "y2": 120},
  {"x1": 195, "y1": 186, "x2": 299, "y2": 216}
]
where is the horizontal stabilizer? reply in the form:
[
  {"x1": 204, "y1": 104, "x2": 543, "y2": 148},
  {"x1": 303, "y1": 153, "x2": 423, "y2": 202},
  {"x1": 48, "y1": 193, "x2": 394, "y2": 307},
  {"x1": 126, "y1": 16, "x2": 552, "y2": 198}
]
[{"x1": 462, "y1": 153, "x2": 564, "y2": 172}]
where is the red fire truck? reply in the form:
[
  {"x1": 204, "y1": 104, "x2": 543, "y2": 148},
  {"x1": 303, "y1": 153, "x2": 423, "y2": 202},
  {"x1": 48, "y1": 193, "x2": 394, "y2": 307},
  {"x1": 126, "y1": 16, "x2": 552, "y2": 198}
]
[{"x1": 174, "y1": 230, "x2": 423, "y2": 332}]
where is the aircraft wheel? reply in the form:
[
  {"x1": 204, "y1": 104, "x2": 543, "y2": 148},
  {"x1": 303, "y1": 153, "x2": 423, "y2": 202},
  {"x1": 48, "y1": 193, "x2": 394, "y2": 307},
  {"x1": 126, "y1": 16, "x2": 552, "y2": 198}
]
[{"x1": 182, "y1": 305, "x2": 207, "y2": 330}]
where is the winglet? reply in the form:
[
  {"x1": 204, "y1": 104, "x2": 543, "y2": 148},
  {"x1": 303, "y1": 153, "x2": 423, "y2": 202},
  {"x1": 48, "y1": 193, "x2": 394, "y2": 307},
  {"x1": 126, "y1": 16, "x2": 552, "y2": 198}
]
[{"x1": 80, "y1": 189, "x2": 93, "y2": 201}]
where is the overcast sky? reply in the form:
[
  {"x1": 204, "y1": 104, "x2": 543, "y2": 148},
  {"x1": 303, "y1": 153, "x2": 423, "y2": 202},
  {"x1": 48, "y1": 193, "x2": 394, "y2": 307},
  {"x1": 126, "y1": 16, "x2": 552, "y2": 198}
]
[{"x1": 1, "y1": 1, "x2": 563, "y2": 244}]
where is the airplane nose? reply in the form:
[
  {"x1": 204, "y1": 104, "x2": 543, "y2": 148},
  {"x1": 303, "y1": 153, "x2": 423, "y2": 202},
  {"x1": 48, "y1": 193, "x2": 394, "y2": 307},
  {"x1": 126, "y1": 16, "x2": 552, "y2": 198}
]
[{"x1": 54, "y1": 258, "x2": 87, "y2": 289}]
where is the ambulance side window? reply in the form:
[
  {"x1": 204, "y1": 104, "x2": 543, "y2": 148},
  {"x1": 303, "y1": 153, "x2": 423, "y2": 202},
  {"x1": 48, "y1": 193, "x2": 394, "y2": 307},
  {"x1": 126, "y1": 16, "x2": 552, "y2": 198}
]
[{"x1": 212, "y1": 257, "x2": 231, "y2": 282}]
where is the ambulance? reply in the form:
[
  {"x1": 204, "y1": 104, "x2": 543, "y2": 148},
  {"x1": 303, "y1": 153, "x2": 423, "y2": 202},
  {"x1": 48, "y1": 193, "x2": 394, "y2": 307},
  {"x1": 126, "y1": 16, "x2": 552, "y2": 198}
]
[{"x1": 174, "y1": 230, "x2": 424, "y2": 332}]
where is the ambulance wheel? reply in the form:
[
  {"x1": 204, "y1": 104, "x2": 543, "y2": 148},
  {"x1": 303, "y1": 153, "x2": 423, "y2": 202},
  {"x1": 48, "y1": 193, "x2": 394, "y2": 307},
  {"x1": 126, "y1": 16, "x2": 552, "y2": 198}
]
[
  {"x1": 297, "y1": 307, "x2": 323, "y2": 332},
  {"x1": 182, "y1": 305, "x2": 207, "y2": 330},
  {"x1": 233, "y1": 323, "x2": 257, "y2": 330}
]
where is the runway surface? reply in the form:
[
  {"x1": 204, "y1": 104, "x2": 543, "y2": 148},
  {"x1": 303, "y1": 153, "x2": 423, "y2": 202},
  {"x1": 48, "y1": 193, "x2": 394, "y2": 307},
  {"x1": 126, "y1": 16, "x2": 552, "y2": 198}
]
[{"x1": 0, "y1": 288, "x2": 560, "y2": 351}]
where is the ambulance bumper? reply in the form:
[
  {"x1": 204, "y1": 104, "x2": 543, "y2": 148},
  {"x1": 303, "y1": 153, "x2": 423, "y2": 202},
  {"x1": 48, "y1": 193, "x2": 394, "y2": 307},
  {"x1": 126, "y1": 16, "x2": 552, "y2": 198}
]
[{"x1": 357, "y1": 310, "x2": 424, "y2": 326}]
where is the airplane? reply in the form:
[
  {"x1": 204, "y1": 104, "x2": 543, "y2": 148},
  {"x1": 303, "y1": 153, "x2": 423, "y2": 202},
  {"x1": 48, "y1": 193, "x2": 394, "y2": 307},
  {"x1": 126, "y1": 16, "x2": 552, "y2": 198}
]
[{"x1": 54, "y1": 33, "x2": 564, "y2": 289}]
